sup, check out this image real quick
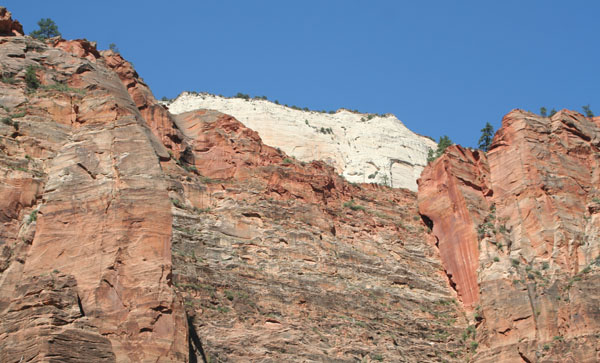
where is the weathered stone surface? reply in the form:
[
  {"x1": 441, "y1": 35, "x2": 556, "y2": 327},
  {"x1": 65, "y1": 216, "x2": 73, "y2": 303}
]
[
  {"x1": 167, "y1": 92, "x2": 436, "y2": 191},
  {"x1": 0, "y1": 34, "x2": 188, "y2": 361},
  {"x1": 418, "y1": 109, "x2": 600, "y2": 362},
  {"x1": 0, "y1": 274, "x2": 116, "y2": 362},
  {"x1": 164, "y1": 110, "x2": 469, "y2": 362},
  {"x1": 418, "y1": 145, "x2": 491, "y2": 308},
  {"x1": 0, "y1": 7, "x2": 23, "y2": 36},
  {"x1": 102, "y1": 50, "x2": 185, "y2": 158}
]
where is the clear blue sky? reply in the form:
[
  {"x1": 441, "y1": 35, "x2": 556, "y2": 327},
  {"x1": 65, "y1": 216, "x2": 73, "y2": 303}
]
[{"x1": 4, "y1": 1, "x2": 599, "y2": 147}]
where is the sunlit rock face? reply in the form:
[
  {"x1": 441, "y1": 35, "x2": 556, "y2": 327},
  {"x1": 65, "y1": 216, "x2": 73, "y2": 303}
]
[
  {"x1": 0, "y1": 21, "x2": 467, "y2": 362},
  {"x1": 0, "y1": 35, "x2": 187, "y2": 362},
  {"x1": 167, "y1": 92, "x2": 436, "y2": 191},
  {"x1": 418, "y1": 110, "x2": 600, "y2": 362}
]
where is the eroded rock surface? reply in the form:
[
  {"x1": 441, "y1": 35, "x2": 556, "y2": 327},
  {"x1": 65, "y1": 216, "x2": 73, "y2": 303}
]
[
  {"x1": 0, "y1": 27, "x2": 468, "y2": 362},
  {"x1": 0, "y1": 34, "x2": 187, "y2": 361},
  {"x1": 167, "y1": 92, "x2": 436, "y2": 191},
  {"x1": 166, "y1": 110, "x2": 469, "y2": 362},
  {"x1": 418, "y1": 110, "x2": 600, "y2": 362}
]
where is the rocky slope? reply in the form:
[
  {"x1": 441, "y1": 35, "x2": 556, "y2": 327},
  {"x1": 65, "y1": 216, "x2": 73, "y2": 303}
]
[
  {"x1": 0, "y1": 8, "x2": 468, "y2": 362},
  {"x1": 418, "y1": 110, "x2": 600, "y2": 362},
  {"x1": 167, "y1": 92, "x2": 436, "y2": 191}
]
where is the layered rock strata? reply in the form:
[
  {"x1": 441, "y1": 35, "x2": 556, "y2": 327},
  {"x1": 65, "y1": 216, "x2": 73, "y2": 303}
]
[
  {"x1": 167, "y1": 92, "x2": 436, "y2": 191},
  {"x1": 166, "y1": 109, "x2": 469, "y2": 362},
  {"x1": 0, "y1": 23, "x2": 467, "y2": 362},
  {"x1": 418, "y1": 110, "x2": 600, "y2": 362}
]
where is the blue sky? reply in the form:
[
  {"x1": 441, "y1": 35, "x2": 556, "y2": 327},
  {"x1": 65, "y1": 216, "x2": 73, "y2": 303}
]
[{"x1": 4, "y1": 1, "x2": 599, "y2": 147}]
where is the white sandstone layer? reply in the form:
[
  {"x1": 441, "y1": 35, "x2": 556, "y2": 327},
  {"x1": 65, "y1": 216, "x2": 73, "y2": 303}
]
[{"x1": 167, "y1": 92, "x2": 436, "y2": 191}]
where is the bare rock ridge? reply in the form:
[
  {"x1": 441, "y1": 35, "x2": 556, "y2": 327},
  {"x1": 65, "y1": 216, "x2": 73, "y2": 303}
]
[
  {"x1": 167, "y1": 92, "x2": 436, "y2": 191},
  {"x1": 418, "y1": 110, "x2": 600, "y2": 362}
]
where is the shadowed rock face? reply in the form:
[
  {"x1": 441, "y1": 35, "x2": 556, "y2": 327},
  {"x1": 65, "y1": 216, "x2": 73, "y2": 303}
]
[
  {"x1": 0, "y1": 7, "x2": 23, "y2": 36},
  {"x1": 418, "y1": 110, "x2": 600, "y2": 362}
]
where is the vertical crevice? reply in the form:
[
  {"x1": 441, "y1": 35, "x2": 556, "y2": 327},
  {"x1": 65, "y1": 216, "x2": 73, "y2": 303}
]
[
  {"x1": 518, "y1": 350, "x2": 533, "y2": 363},
  {"x1": 188, "y1": 314, "x2": 207, "y2": 363},
  {"x1": 76, "y1": 293, "x2": 85, "y2": 317}
]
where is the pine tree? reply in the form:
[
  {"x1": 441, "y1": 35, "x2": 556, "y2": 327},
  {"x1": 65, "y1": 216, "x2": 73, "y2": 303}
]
[
  {"x1": 427, "y1": 135, "x2": 453, "y2": 163},
  {"x1": 582, "y1": 105, "x2": 594, "y2": 118},
  {"x1": 540, "y1": 107, "x2": 547, "y2": 117},
  {"x1": 478, "y1": 122, "x2": 494, "y2": 152},
  {"x1": 29, "y1": 18, "x2": 61, "y2": 40}
]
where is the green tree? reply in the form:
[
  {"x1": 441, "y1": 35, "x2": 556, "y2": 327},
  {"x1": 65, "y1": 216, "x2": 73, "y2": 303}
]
[
  {"x1": 109, "y1": 43, "x2": 119, "y2": 53},
  {"x1": 478, "y1": 122, "x2": 494, "y2": 152},
  {"x1": 549, "y1": 108, "x2": 557, "y2": 117},
  {"x1": 582, "y1": 104, "x2": 594, "y2": 118},
  {"x1": 29, "y1": 18, "x2": 61, "y2": 40},
  {"x1": 540, "y1": 107, "x2": 547, "y2": 117},
  {"x1": 427, "y1": 135, "x2": 453, "y2": 163}
]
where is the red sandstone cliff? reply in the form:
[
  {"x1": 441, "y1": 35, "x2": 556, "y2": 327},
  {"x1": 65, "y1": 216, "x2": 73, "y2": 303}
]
[
  {"x1": 3, "y1": 7, "x2": 598, "y2": 362},
  {"x1": 0, "y1": 28, "x2": 187, "y2": 361},
  {"x1": 418, "y1": 110, "x2": 600, "y2": 362},
  {"x1": 0, "y1": 9, "x2": 468, "y2": 362}
]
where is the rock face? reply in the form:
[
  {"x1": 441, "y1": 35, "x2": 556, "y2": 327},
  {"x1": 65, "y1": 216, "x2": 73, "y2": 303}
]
[
  {"x1": 0, "y1": 18, "x2": 467, "y2": 362},
  {"x1": 167, "y1": 92, "x2": 436, "y2": 191},
  {"x1": 418, "y1": 145, "x2": 491, "y2": 308},
  {"x1": 418, "y1": 110, "x2": 600, "y2": 362},
  {"x1": 166, "y1": 109, "x2": 469, "y2": 362},
  {"x1": 0, "y1": 7, "x2": 23, "y2": 36},
  {"x1": 5, "y1": 8, "x2": 599, "y2": 363},
  {"x1": 0, "y1": 35, "x2": 187, "y2": 361}
]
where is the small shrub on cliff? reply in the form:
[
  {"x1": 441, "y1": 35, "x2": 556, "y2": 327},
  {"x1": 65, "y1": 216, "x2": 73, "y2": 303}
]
[
  {"x1": 108, "y1": 43, "x2": 120, "y2": 53},
  {"x1": 343, "y1": 200, "x2": 365, "y2": 212},
  {"x1": 24, "y1": 65, "x2": 40, "y2": 90},
  {"x1": 1, "y1": 74, "x2": 16, "y2": 84},
  {"x1": 540, "y1": 107, "x2": 548, "y2": 117},
  {"x1": 234, "y1": 92, "x2": 250, "y2": 100},
  {"x1": 29, "y1": 18, "x2": 61, "y2": 40},
  {"x1": 28, "y1": 210, "x2": 38, "y2": 224}
]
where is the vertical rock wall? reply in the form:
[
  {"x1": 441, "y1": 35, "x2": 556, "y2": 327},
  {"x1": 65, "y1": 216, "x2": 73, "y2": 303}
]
[{"x1": 418, "y1": 110, "x2": 600, "y2": 362}]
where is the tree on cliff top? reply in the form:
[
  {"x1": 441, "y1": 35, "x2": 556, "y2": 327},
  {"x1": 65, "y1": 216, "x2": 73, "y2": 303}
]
[
  {"x1": 582, "y1": 104, "x2": 594, "y2": 118},
  {"x1": 427, "y1": 135, "x2": 452, "y2": 163},
  {"x1": 478, "y1": 122, "x2": 494, "y2": 152},
  {"x1": 29, "y1": 18, "x2": 61, "y2": 40}
]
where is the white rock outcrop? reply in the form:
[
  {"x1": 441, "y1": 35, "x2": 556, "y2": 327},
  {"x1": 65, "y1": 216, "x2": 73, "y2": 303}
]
[{"x1": 167, "y1": 92, "x2": 436, "y2": 191}]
